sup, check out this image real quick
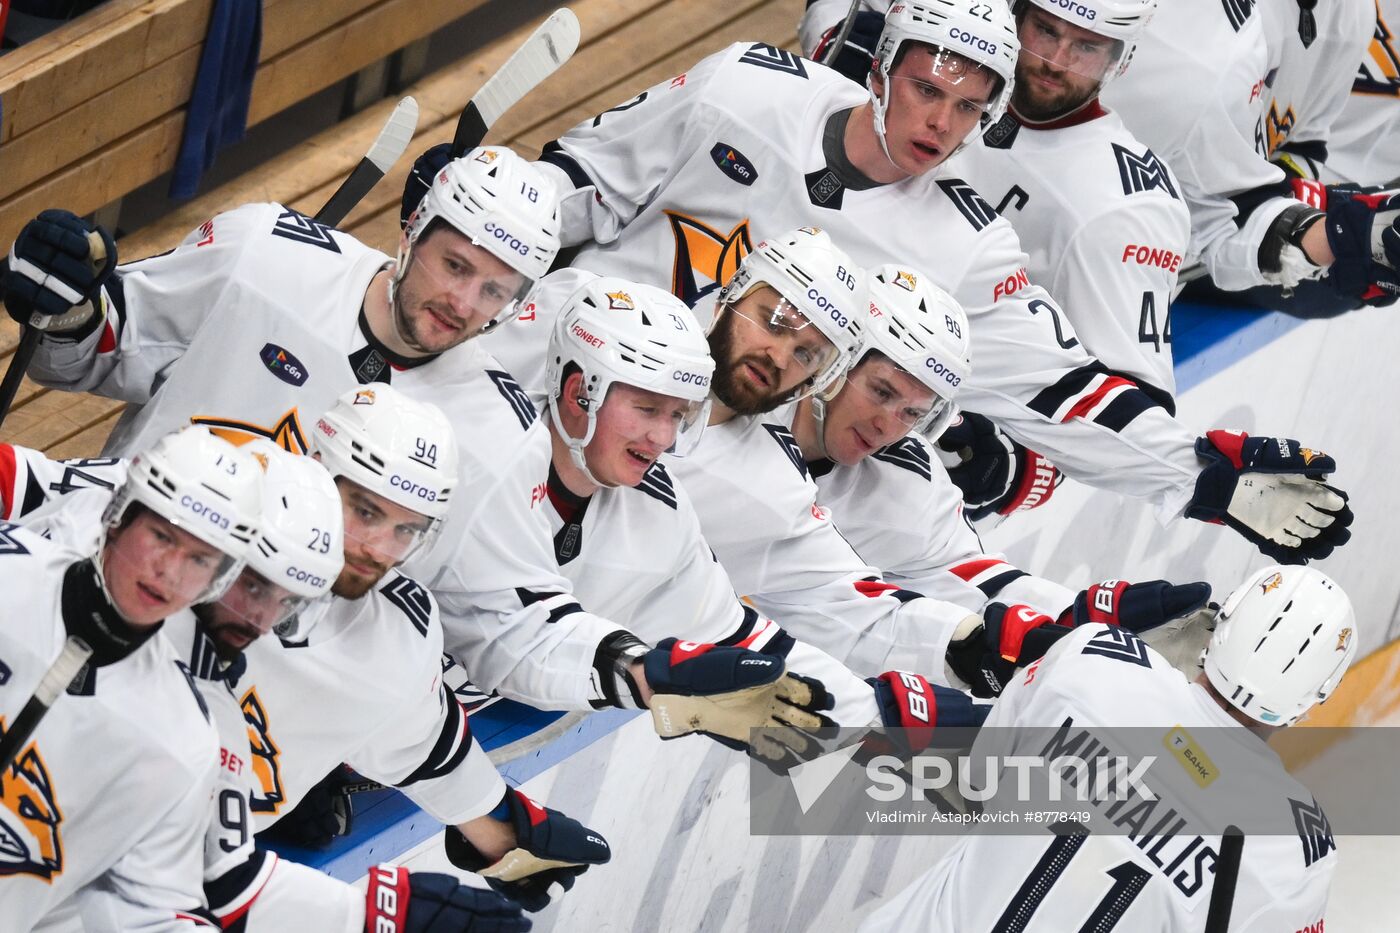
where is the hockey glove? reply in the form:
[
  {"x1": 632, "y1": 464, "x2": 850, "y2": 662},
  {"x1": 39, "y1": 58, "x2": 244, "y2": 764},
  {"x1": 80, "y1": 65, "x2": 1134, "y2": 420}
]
[
  {"x1": 1292, "y1": 179, "x2": 1400, "y2": 304},
  {"x1": 402, "y1": 143, "x2": 453, "y2": 228},
  {"x1": 445, "y1": 789, "x2": 610, "y2": 912},
  {"x1": 644, "y1": 637, "x2": 835, "y2": 766},
  {"x1": 870, "y1": 671, "x2": 988, "y2": 752},
  {"x1": 1059, "y1": 579, "x2": 1217, "y2": 672},
  {"x1": 2, "y1": 209, "x2": 116, "y2": 333},
  {"x1": 364, "y1": 864, "x2": 531, "y2": 933},
  {"x1": 935, "y1": 411, "x2": 1058, "y2": 520},
  {"x1": 811, "y1": 10, "x2": 886, "y2": 83},
  {"x1": 1187, "y1": 429, "x2": 1352, "y2": 564},
  {"x1": 945, "y1": 604, "x2": 1064, "y2": 698},
  {"x1": 257, "y1": 764, "x2": 357, "y2": 848}
]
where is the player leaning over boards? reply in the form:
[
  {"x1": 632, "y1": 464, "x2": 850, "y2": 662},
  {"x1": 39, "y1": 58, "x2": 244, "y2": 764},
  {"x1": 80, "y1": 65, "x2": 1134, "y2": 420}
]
[
  {"x1": 861, "y1": 564, "x2": 1354, "y2": 932},
  {"x1": 3, "y1": 388, "x2": 607, "y2": 927},
  {"x1": 0, "y1": 148, "x2": 820, "y2": 782},
  {"x1": 500, "y1": 0, "x2": 1351, "y2": 559},
  {"x1": 0, "y1": 427, "x2": 261, "y2": 931}
]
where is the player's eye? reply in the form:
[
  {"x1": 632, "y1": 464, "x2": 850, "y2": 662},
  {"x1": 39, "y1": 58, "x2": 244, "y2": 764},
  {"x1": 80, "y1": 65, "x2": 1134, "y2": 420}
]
[{"x1": 636, "y1": 405, "x2": 658, "y2": 415}]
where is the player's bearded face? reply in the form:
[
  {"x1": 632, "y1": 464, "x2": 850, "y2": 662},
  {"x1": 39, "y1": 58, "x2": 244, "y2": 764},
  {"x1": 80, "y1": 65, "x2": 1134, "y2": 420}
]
[
  {"x1": 393, "y1": 226, "x2": 528, "y2": 354},
  {"x1": 878, "y1": 45, "x2": 996, "y2": 175},
  {"x1": 709, "y1": 286, "x2": 838, "y2": 415},
  {"x1": 1012, "y1": 8, "x2": 1119, "y2": 121},
  {"x1": 102, "y1": 511, "x2": 227, "y2": 628},
  {"x1": 584, "y1": 383, "x2": 700, "y2": 487},
  {"x1": 333, "y1": 479, "x2": 435, "y2": 598},
  {"x1": 822, "y1": 355, "x2": 939, "y2": 465},
  {"x1": 199, "y1": 568, "x2": 306, "y2": 659}
]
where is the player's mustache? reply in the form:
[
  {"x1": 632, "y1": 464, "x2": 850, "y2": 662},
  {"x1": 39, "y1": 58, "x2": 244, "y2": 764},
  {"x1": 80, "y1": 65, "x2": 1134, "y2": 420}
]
[{"x1": 734, "y1": 354, "x2": 781, "y2": 390}]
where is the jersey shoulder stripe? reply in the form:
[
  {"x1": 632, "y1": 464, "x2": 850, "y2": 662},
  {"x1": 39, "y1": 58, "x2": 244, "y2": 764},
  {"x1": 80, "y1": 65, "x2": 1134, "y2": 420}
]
[
  {"x1": 1222, "y1": 0, "x2": 1255, "y2": 32},
  {"x1": 397, "y1": 688, "x2": 476, "y2": 787},
  {"x1": 269, "y1": 209, "x2": 341, "y2": 253},
  {"x1": 486, "y1": 369, "x2": 539, "y2": 430},
  {"x1": 871, "y1": 437, "x2": 933, "y2": 482},
  {"x1": 380, "y1": 575, "x2": 434, "y2": 637},
  {"x1": 737, "y1": 43, "x2": 808, "y2": 79},
  {"x1": 762, "y1": 423, "x2": 809, "y2": 479},
  {"x1": 635, "y1": 462, "x2": 678, "y2": 510},
  {"x1": 936, "y1": 178, "x2": 999, "y2": 231}
]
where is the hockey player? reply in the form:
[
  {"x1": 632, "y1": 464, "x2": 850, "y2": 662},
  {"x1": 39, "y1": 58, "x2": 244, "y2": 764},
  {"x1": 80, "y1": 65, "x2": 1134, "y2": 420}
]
[
  {"x1": 860, "y1": 564, "x2": 1354, "y2": 932},
  {"x1": 0, "y1": 147, "x2": 810, "y2": 759},
  {"x1": 510, "y1": 0, "x2": 1352, "y2": 555},
  {"x1": 1102, "y1": 0, "x2": 1394, "y2": 307},
  {"x1": 486, "y1": 229, "x2": 1210, "y2": 697},
  {"x1": 1328, "y1": 0, "x2": 1400, "y2": 187},
  {"x1": 2, "y1": 435, "x2": 536, "y2": 931},
  {"x1": 0, "y1": 426, "x2": 262, "y2": 931}
]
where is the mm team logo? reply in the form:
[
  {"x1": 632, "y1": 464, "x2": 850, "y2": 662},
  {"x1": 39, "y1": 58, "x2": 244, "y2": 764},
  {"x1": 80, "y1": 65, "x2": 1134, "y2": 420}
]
[
  {"x1": 259, "y1": 343, "x2": 309, "y2": 387},
  {"x1": 0, "y1": 725, "x2": 64, "y2": 882},
  {"x1": 664, "y1": 212, "x2": 755, "y2": 307},
  {"x1": 241, "y1": 688, "x2": 286, "y2": 814},
  {"x1": 605, "y1": 290, "x2": 635, "y2": 311},
  {"x1": 1259, "y1": 571, "x2": 1284, "y2": 595},
  {"x1": 193, "y1": 408, "x2": 311, "y2": 453},
  {"x1": 709, "y1": 143, "x2": 758, "y2": 187},
  {"x1": 1356, "y1": 11, "x2": 1400, "y2": 96}
]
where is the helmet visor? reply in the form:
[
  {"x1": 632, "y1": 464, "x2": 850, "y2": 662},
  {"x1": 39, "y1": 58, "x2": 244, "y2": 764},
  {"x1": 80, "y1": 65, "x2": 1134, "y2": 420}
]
[
  {"x1": 338, "y1": 478, "x2": 441, "y2": 565},
  {"x1": 727, "y1": 297, "x2": 842, "y2": 386},
  {"x1": 1017, "y1": 8, "x2": 1123, "y2": 86},
  {"x1": 844, "y1": 360, "x2": 951, "y2": 434},
  {"x1": 211, "y1": 567, "x2": 313, "y2": 645},
  {"x1": 404, "y1": 234, "x2": 536, "y2": 333},
  {"x1": 887, "y1": 47, "x2": 1002, "y2": 123},
  {"x1": 101, "y1": 507, "x2": 243, "y2": 622}
]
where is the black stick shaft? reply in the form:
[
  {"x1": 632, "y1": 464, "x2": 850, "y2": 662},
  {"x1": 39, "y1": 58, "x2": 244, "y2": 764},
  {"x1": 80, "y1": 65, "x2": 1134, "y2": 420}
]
[{"x1": 1204, "y1": 825, "x2": 1245, "y2": 933}]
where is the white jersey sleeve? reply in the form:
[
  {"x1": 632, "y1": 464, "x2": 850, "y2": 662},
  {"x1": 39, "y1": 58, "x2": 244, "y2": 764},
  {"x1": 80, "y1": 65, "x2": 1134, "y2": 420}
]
[{"x1": 1328, "y1": 0, "x2": 1400, "y2": 184}]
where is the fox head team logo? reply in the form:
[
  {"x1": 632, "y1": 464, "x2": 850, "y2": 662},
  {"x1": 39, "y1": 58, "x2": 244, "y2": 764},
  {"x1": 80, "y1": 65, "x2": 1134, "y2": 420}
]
[
  {"x1": 665, "y1": 212, "x2": 754, "y2": 307},
  {"x1": 1259, "y1": 571, "x2": 1284, "y2": 595},
  {"x1": 605, "y1": 290, "x2": 635, "y2": 311},
  {"x1": 0, "y1": 729, "x2": 63, "y2": 882},
  {"x1": 241, "y1": 688, "x2": 287, "y2": 814},
  {"x1": 1336, "y1": 627, "x2": 1353, "y2": 653},
  {"x1": 893, "y1": 270, "x2": 918, "y2": 292},
  {"x1": 1356, "y1": 11, "x2": 1400, "y2": 96},
  {"x1": 192, "y1": 409, "x2": 311, "y2": 454}
]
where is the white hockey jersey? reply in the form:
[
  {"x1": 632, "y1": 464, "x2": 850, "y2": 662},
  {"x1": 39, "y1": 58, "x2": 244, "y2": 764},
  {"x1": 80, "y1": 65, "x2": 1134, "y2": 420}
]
[
  {"x1": 961, "y1": 110, "x2": 1190, "y2": 398},
  {"x1": 3, "y1": 453, "x2": 506, "y2": 932},
  {"x1": 860, "y1": 623, "x2": 1335, "y2": 933},
  {"x1": 808, "y1": 435, "x2": 1076, "y2": 617},
  {"x1": 1327, "y1": 0, "x2": 1400, "y2": 185},
  {"x1": 535, "y1": 41, "x2": 1203, "y2": 514},
  {"x1": 0, "y1": 525, "x2": 217, "y2": 932},
  {"x1": 25, "y1": 202, "x2": 626, "y2": 710},
  {"x1": 1105, "y1": 0, "x2": 1370, "y2": 291}
]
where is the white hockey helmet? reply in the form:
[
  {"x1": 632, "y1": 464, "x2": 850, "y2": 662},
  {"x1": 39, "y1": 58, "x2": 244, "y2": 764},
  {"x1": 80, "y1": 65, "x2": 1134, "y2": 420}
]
[
  {"x1": 311, "y1": 384, "x2": 458, "y2": 562},
  {"x1": 1203, "y1": 566, "x2": 1358, "y2": 727},
  {"x1": 100, "y1": 425, "x2": 263, "y2": 604},
  {"x1": 546, "y1": 276, "x2": 715, "y2": 483},
  {"x1": 1018, "y1": 0, "x2": 1158, "y2": 90},
  {"x1": 858, "y1": 264, "x2": 972, "y2": 437},
  {"x1": 226, "y1": 441, "x2": 345, "y2": 637},
  {"x1": 395, "y1": 146, "x2": 562, "y2": 330},
  {"x1": 716, "y1": 226, "x2": 867, "y2": 401},
  {"x1": 872, "y1": 0, "x2": 1019, "y2": 159}
]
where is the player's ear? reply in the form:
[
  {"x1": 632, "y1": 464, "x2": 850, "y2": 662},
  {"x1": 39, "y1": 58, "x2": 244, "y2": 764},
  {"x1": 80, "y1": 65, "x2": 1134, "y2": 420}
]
[{"x1": 561, "y1": 370, "x2": 589, "y2": 417}]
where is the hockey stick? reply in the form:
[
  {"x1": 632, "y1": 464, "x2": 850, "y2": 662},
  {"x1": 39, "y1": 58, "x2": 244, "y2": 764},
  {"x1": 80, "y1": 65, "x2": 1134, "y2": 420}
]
[
  {"x1": 0, "y1": 230, "x2": 107, "y2": 431},
  {"x1": 820, "y1": 0, "x2": 865, "y2": 66},
  {"x1": 1204, "y1": 824, "x2": 1244, "y2": 933},
  {"x1": 0, "y1": 636, "x2": 93, "y2": 771},
  {"x1": 449, "y1": 7, "x2": 581, "y2": 158},
  {"x1": 314, "y1": 96, "x2": 420, "y2": 227}
]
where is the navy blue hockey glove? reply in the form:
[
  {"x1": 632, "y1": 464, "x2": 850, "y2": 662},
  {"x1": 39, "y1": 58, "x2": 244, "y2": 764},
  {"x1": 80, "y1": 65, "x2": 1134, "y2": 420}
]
[
  {"x1": 945, "y1": 603, "x2": 1065, "y2": 697},
  {"x1": 644, "y1": 637, "x2": 834, "y2": 767},
  {"x1": 445, "y1": 789, "x2": 610, "y2": 912},
  {"x1": 811, "y1": 10, "x2": 886, "y2": 83},
  {"x1": 870, "y1": 670, "x2": 987, "y2": 750},
  {"x1": 935, "y1": 412, "x2": 1058, "y2": 520},
  {"x1": 1057, "y1": 579, "x2": 1213, "y2": 633},
  {"x1": 2, "y1": 209, "x2": 116, "y2": 331},
  {"x1": 1292, "y1": 179, "x2": 1400, "y2": 305},
  {"x1": 257, "y1": 764, "x2": 357, "y2": 848},
  {"x1": 1187, "y1": 429, "x2": 1352, "y2": 564},
  {"x1": 364, "y1": 864, "x2": 531, "y2": 933},
  {"x1": 402, "y1": 143, "x2": 454, "y2": 228}
]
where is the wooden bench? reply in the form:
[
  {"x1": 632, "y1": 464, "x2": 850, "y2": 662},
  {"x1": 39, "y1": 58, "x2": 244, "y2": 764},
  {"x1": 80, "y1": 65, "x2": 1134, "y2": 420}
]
[{"x1": 0, "y1": 0, "x2": 803, "y2": 456}]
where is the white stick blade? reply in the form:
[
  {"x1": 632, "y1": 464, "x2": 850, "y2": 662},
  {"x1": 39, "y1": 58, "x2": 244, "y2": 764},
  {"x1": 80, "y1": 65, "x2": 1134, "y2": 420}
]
[
  {"x1": 367, "y1": 96, "x2": 421, "y2": 173},
  {"x1": 473, "y1": 8, "x2": 582, "y2": 129}
]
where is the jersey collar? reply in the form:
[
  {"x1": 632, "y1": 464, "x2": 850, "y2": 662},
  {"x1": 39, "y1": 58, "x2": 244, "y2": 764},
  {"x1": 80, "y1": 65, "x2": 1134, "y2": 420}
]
[
  {"x1": 352, "y1": 306, "x2": 441, "y2": 382},
  {"x1": 1008, "y1": 99, "x2": 1108, "y2": 131}
]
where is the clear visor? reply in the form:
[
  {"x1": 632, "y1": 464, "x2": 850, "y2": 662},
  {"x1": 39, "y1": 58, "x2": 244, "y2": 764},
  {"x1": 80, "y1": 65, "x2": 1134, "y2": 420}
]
[
  {"x1": 404, "y1": 236, "x2": 536, "y2": 330},
  {"x1": 213, "y1": 566, "x2": 315, "y2": 641},
  {"x1": 339, "y1": 478, "x2": 441, "y2": 566},
  {"x1": 843, "y1": 360, "x2": 951, "y2": 433},
  {"x1": 599, "y1": 382, "x2": 712, "y2": 459},
  {"x1": 887, "y1": 48, "x2": 1002, "y2": 125},
  {"x1": 1017, "y1": 11, "x2": 1124, "y2": 84},
  {"x1": 727, "y1": 297, "x2": 842, "y2": 384},
  {"x1": 101, "y1": 508, "x2": 243, "y2": 618}
]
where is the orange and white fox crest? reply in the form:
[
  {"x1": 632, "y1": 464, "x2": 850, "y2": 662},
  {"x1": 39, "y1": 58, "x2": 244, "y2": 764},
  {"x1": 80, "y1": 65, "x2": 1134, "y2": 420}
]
[
  {"x1": 1259, "y1": 572, "x2": 1284, "y2": 595},
  {"x1": 0, "y1": 732, "x2": 64, "y2": 882},
  {"x1": 241, "y1": 688, "x2": 286, "y2": 814}
]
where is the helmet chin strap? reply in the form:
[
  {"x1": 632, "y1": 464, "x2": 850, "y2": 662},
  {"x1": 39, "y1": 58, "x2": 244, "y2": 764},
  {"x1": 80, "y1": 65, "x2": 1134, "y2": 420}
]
[
  {"x1": 807, "y1": 395, "x2": 834, "y2": 461},
  {"x1": 868, "y1": 72, "x2": 903, "y2": 173},
  {"x1": 549, "y1": 399, "x2": 618, "y2": 489},
  {"x1": 385, "y1": 240, "x2": 417, "y2": 350}
]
